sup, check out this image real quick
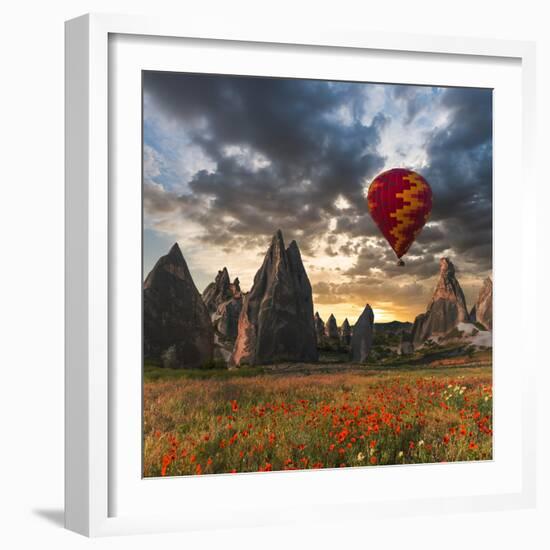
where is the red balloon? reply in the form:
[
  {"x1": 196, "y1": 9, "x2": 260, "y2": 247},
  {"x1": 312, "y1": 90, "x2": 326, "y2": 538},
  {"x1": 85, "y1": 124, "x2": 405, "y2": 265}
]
[{"x1": 367, "y1": 168, "x2": 432, "y2": 260}]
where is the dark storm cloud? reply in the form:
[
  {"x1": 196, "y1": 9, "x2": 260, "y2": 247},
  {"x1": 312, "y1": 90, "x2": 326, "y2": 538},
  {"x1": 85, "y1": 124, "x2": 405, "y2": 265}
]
[
  {"x1": 143, "y1": 72, "x2": 386, "y2": 251},
  {"x1": 144, "y1": 72, "x2": 492, "y2": 294},
  {"x1": 422, "y1": 88, "x2": 493, "y2": 270},
  {"x1": 338, "y1": 86, "x2": 493, "y2": 278}
]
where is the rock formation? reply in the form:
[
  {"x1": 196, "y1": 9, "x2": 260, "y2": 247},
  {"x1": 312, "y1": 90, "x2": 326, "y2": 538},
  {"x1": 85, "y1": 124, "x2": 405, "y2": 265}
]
[
  {"x1": 212, "y1": 295, "x2": 242, "y2": 341},
  {"x1": 202, "y1": 268, "x2": 232, "y2": 314},
  {"x1": 439, "y1": 322, "x2": 492, "y2": 348},
  {"x1": 340, "y1": 318, "x2": 352, "y2": 346},
  {"x1": 349, "y1": 304, "x2": 375, "y2": 363},
  {"x1": 231, "y1": 230, "x2": 318, "y2": 366},
  {"x1": 143, "y1": 243, "x2": 213, "y2": 368},
  {"x1": 203, "y1": 268, "x2": 243, "y2": 363},
  {"x1": 411, "y1": 258, "x2": 470, "y2": 348},
  {"x1": 398, "y1": 331, "x2": 414, "y2": 355},
  {"x1": 470, "y1": 277, "x2": 492, "y2": 330},
  {"x1": 230, "y1": 277, "x2": 241, "y2": 295},
  {"x1": 325, "y1": 314, "x2": 339, "y2": 341},
  {"x1": 314, "y1": 312, "x2": 326, "y2": 344}
]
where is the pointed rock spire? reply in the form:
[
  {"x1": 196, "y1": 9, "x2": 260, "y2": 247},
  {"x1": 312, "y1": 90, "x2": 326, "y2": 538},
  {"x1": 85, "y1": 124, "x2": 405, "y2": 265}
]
[
  {"x1": 230, "y1": 277, "x2": 241, "y2": 295},
  {"x1": 471, "y1": 277, "x2": 492, "y2": 330},
  {"x1": 431, "y1": 258, "x2": 469, "y2": 309},
  {"x1": 203, "y1": 267, "x2": 233, "y2": 314},
  {"x1": 411, "y1": 257, "x2": 470, "y2": 348},
  {"x1": 340, "y1": 318, "x2": 352, "y2": 346},
  {"x1": 314, "y1": 312, "x2": 325, "y2": 344},
  {"x1": 144, "y1": 242, "x2": 191, "y2": 288},
  {"x1": 325, "y1": 314, "x2": 339, "y2": 340},
  {"x1": 168, "y1": 241, "x2": 183, "y2": 260},
  {"x1": 143, "y1": 243, "x2": 213, "y2": 368},
  {"x1": 231, "y1": 230, "x2": 318, "y2": 366},
  {"x1": 202, "y1": 267, "x2": 244, "y2": 363},
  {"x1": 349, "y1": 305, "x2": 374, "y2": 363}
]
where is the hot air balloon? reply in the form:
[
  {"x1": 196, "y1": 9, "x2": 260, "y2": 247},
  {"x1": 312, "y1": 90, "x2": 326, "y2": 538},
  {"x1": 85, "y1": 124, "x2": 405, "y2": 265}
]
[{"x1": 367, "y1": 168, "x2": 432, "y2": 266}]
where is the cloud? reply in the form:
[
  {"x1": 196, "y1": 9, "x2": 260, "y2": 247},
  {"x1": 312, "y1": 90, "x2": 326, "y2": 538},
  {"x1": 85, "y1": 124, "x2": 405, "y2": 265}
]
[
  {"x1": 422, "y1": 87, "x2": 493, "y2": 270},
  {"x1": 142, "y1": 73, "x2": 493, "y2": 320},
  {"x1": 143, "y1": 74, "x2": 387, "y2": 246}
]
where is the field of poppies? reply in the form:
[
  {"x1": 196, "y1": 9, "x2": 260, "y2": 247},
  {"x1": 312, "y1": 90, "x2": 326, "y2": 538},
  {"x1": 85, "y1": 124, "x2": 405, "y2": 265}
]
[{"x1": 143, "y1": 365, "x2": 492, "y2": 477}]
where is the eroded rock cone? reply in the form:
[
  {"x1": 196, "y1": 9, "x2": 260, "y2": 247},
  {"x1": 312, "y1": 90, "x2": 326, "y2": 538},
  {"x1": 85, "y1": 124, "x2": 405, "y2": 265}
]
[
  {"x1": 325, "y1": 314, "x2": 339, "y2": 341},
  {"x1": 204, "y1": 268, "x2": 243, "y2": 364},
  {"x1": 349, "y1": 304, "x2": 375, "y2": 363},
  {"x1": 212, "y1": 298, "x2": 242, "y2": 363},
  {"x1": 314, "y1": 312, "x2": 326, "y2": 344},
  {"x1": 143, "y1": 243, "x2": 213, "y2": 368},
  {"x1": 411, "y1": 258, "x2": 470, "y2": 348},
  {"x1": 213, "y1": 297, "x2": 242, "y2": 340},
  {"x1": 202, "y1": 267, "x2": 232, "y2": 314},
  {"x1": 230, "y1": 277, "x2": 241, "y2": 295},
  {"x1": 340, "y1": 318, "x2": 352, "y2": 346},
  {"x1": 231, "y1": 230, "x2": 318, "y2": 366},
  {"x1": 470, "y1": 277, "x2": 492, "y2": 330}
]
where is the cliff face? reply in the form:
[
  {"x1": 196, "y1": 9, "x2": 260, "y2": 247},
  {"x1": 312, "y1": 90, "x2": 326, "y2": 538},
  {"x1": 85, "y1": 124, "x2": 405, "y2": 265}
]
[
  {"x1": 231, "y1": 230, "x2": 318, "y2": 366},
  {"x1": 470, "y1": 277, "x2": 493, "y2": 330},
  {"x1": 203, "y1": 268, "x2": 243, "y2": 363},
  {"x1": 202, "y1": 268, "x2": 232, "y2": 314},
  {"x1": 411, "y1": 258, "x2": 470, "y2": 348},
  {"x1": 143, "y1": 243, "x2": 213, "y2": 368}
]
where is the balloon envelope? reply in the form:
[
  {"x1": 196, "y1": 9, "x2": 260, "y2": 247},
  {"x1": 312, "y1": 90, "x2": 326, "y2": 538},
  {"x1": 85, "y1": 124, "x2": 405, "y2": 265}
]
[{"x1": 367, "y1": 168, "x2": 432, "y2": 259}]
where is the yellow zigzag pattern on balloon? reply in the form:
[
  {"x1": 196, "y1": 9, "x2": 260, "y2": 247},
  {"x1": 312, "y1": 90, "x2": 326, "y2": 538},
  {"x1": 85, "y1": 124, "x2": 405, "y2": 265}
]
[{"x1": 389, "y1": 173, "x2": 429, "y2": 255}]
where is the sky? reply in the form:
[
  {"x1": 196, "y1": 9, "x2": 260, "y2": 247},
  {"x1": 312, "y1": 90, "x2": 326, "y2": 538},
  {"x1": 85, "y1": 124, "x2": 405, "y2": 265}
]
[{"x1": 143, "y1": 71, "x2": 492, "y2": 324}]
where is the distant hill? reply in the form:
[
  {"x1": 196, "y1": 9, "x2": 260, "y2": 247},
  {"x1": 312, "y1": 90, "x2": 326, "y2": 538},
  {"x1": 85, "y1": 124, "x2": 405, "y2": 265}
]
[{"x1": 374, "y1": 321, "x2": 413, "y2": 334}]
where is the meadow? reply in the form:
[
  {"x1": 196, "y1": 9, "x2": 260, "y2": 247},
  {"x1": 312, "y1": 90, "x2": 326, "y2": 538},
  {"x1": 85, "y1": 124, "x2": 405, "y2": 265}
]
[{"x1": 143, "y1": 362, "x2": 492, "y2": 477}]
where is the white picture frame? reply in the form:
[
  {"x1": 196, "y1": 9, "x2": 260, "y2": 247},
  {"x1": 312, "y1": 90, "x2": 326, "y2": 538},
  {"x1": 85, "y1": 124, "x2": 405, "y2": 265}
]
[{"x1": 65, "y1": 13, "x2": 537, "y2": 537}]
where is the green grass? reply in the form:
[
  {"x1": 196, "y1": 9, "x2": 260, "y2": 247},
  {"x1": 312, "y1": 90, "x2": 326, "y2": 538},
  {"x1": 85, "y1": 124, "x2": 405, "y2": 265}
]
[
  {"x1": 144, "y1": 357, "x2": 491, "y2": 383},
  {"x1": 144, "y1": 362, "x2": 266, "y2": 382}
]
